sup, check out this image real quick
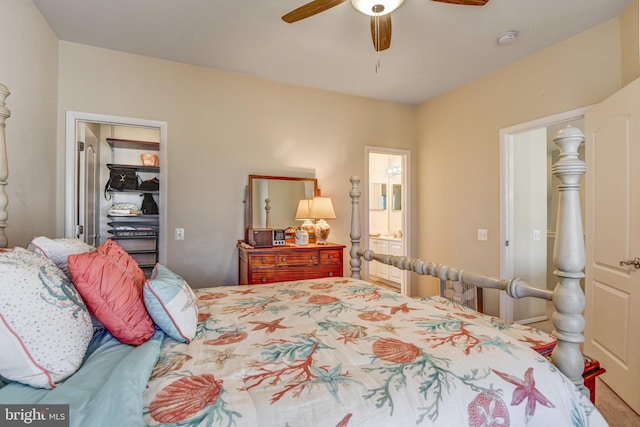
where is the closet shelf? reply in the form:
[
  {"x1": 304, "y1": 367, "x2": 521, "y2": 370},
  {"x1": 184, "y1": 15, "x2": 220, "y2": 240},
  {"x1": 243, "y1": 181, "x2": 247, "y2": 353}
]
[
  {"x1": 107, "y1": 163, "x2": 159, "y2": 173},
  {"x1": 106, "y1": 138, "x2": 159, "y2": 151},
  {"x1": 106, "y1": 188, "x2": 159, "y2": 195},
  {"x1": 106, "y1": 137, "x2": 161, "y2": 279}
]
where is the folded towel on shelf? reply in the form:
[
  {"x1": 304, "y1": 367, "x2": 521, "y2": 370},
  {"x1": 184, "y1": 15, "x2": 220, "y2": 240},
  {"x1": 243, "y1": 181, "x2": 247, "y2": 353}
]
[
  {"x1": 108, "y1": 209, "x2": 140, "y2": 216},
  {"x1": 109, "y1": 203, "x2": 140, "y2": 216}
]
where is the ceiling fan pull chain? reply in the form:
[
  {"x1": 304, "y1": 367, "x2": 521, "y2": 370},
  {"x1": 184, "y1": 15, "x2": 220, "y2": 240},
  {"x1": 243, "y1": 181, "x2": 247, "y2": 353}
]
[{"x1": 374, "y1": 14, "x2": 381, "y2": 73}]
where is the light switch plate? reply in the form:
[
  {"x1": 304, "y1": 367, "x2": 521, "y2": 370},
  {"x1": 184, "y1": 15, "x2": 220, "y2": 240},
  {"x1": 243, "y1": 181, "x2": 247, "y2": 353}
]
[{"x1": 175, "y1": 228, "x2": 184, "y2": 240}]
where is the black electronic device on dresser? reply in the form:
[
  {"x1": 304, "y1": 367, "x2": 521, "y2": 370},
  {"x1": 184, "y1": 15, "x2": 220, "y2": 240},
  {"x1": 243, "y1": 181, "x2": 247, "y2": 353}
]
[
  {"x1": 105, "y1": 138, "x2": 160, "y2": 278},
  {"x1": 248, "y1": 228, "x2": 286, "y2": 248}
]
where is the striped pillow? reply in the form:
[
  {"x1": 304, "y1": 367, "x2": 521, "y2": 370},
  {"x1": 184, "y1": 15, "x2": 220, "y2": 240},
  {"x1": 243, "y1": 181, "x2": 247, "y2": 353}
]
[{"x1": 143, "y1": 264, "x2": 198, "y2": 342}]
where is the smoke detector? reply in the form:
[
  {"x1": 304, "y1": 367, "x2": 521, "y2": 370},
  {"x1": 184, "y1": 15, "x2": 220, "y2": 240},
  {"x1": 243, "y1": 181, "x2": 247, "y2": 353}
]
[{"x1": 497, "y1": 31, "x2": 518, "y2": 46}]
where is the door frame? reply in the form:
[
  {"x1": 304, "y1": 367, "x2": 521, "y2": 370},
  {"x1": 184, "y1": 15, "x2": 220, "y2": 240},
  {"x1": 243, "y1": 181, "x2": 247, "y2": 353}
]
[
  {"x1": 499, "y1": 106, "x2": 589, "y2": 320},
  {"x1": 365, "y1": 146, "x2": 412, "y2": 296},
  {"x1": 65, "y1": 111, "x2": 168, "y2": 264}
]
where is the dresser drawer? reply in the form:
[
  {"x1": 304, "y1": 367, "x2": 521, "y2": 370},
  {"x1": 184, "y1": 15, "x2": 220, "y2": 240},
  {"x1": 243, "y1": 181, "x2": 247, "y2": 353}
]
[
  {"x1": 249, "y1": 254, "x2": 276, "y2": 268},
  {"x1": 249, "y1": 265, "x2": 341, "y2": 284},
  {"x1": 277, "y1": 251, "x2": 319, "y2": 266},
  {"x1": 249, "y1": 270, "x2": 281, "y2": 284},
  {"x1": 320, "y1": 249, "x2": 342, "y2": 265},
  {"x1": 312, "y1": 265, "x2": 343, "y2": 279}
]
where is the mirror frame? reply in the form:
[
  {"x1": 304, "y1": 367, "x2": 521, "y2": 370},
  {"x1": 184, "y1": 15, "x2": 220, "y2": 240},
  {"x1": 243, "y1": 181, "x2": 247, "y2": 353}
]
[{"x1": 247, "y1": 175, "x2": 318, "y2": 232}]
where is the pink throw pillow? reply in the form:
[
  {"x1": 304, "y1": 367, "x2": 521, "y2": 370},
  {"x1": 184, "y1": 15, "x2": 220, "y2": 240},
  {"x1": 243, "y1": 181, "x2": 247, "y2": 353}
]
[{"x1": 68, "y1": 239, "x2": 154, "y2": 345}]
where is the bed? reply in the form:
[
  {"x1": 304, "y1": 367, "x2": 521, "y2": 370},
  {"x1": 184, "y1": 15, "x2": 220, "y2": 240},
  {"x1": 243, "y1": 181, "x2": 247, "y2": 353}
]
[{"x1": 0, "y1": 83, "x2": 607, "y2": 426}]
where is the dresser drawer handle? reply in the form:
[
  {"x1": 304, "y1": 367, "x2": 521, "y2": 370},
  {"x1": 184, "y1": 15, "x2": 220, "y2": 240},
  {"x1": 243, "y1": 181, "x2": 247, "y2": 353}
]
[
  {"x1": 261, "y1": 276, "x2": 267, "y2": 283},
  {"x1": 261, "y1": 257, "x2": 267, "y2": 264},
  {"x1": 281, "y1": 256, "x2": 287, "y2": 262},
  {"x1": 328, "y1": 271, "x2": 334, "y2": 276},
  {"x1": 311, "y1": 255, "x2": 316, "y2": 260},
  {"x1": 328, "y1": 254, "x2": 333, "y2": 260}
]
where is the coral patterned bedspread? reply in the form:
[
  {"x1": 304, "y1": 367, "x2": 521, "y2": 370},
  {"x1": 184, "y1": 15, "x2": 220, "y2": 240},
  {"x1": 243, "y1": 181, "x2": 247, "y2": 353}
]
[{"x1": 143, "y1": 277, "x2": 606, "y2": 427}]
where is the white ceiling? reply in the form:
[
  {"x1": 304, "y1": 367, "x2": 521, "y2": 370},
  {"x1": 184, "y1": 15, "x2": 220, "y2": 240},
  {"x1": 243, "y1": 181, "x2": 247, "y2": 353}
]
[{"x1": 32, "y1": 0, "x2": 632, "y2": 105}]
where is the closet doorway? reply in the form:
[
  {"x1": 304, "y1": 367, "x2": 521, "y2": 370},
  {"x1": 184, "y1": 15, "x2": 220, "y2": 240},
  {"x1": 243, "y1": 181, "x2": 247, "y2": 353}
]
[
  {"x1": 499, "y1": 107, "x2": 587, "y2": 322},
  {"x1": 365, "y1": 147, "x2": 411, "y2": 296},
  {"x1": 64, "y1": 111, "x2": 168, "y2": 264}
]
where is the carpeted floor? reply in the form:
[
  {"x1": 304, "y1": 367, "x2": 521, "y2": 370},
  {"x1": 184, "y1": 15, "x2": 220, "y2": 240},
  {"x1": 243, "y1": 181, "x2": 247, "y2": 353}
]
[{"x1": 529, "y1": 302, "x2": 640, "y2": 426}]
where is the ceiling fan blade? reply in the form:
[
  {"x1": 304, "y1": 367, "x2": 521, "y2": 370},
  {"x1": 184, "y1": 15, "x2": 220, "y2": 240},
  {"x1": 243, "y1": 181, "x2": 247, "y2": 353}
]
[
  {"x1": 282, "y1": 0, "x2": 347, "y2": 23},
  {"x1": 370, "y1": 14, "x2": 392, "y2": 52},
  {"x1": 431, "y1": 0, "x2": 489, "y2": 5}
]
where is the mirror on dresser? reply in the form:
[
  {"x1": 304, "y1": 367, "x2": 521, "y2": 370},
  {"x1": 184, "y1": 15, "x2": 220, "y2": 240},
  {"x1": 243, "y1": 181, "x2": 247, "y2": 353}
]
[
  {"x1": 247, "y1": 175, "x2": 318, "y2": 232},
  {"x1": 240, "y1": 175, "x2": 345, "y2": 285}
]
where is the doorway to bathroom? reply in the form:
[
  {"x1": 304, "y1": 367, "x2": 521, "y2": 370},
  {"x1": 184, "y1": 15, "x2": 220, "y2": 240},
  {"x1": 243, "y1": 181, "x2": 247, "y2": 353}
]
[{"x1": 365, "y1": 147, "x2": 411, "y2": 295}]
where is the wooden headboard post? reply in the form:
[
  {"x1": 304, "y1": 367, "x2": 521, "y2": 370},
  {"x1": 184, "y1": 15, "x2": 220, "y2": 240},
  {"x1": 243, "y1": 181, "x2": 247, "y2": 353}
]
[
  {"x1": 0, "y1": 83, "x2": 10, "y2": 249},
  {"x1": 349, "y1": 126, "x2": 588, "y2": 395},
  {"x1": 550, "y1": 126, "x2": 588, "y2": 396}
]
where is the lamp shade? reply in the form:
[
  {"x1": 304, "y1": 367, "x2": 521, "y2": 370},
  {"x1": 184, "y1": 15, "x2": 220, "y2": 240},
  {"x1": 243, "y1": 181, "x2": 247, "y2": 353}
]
[
  {"x1": 309, "y1": 197, "x2": 336, "y2": 220},
  {"x1": 295, "y1": 199, "x2": 312, "y2": 220}
]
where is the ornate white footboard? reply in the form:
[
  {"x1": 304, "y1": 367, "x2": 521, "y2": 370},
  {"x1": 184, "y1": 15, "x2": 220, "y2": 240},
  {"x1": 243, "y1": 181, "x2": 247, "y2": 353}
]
[{"x1": 349, "y1": 126, "x2": 588, "y2": 395}]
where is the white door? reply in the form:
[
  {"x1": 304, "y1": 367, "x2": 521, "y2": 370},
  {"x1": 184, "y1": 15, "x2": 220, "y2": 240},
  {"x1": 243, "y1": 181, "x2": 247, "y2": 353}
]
[
  {"x1": 584, "y1": 77, "x2": 640, "y2": 413},
  {"x1": 76, "y1": 122, "x2": 100, "y2": 246}
]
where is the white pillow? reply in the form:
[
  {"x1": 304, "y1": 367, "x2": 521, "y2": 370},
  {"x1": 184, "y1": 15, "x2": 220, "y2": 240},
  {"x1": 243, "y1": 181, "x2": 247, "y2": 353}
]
[
  {"x1": 0, "y1": 247, "x2": 93, "y2": 388},
  {"x1": 27, "y1": 236, "x2": 94, "y2": 279},
  {"x1": 143, "y1": 264, "x2": 198, "y2": 343}
]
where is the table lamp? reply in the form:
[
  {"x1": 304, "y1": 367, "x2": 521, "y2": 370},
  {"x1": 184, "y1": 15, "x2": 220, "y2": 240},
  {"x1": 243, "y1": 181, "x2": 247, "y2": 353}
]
[
  {"x1": 295, "y1": 199, "x2": 315, "y2": 238},
  {"x1": 309, "y1": 196, "x2": 336, "y2": 244}
]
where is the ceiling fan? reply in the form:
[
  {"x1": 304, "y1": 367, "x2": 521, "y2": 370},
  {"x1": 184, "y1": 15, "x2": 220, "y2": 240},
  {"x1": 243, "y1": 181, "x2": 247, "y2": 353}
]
[{"x1": 282, "y1": 0, "x2": 489, "y2": 51}]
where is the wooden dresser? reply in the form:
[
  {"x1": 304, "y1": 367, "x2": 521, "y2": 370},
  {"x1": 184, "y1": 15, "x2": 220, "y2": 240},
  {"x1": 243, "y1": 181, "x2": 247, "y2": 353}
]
[{"x1": 238, "y1": 242, "x2": 345, "y2": 285}]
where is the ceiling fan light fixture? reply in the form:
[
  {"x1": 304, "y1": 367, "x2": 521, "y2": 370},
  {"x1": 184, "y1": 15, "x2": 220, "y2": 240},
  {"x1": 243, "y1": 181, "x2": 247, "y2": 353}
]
[{"x1": 351, "y1": 0, "x2": 405, "y2": 16}]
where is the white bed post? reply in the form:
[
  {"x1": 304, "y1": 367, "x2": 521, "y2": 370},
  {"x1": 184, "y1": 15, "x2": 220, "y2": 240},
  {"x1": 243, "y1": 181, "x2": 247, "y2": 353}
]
[
  {"x1": 349, "y1": 176, "x2": 362, "y2": 279},
  {"x1": 265, "y1": 197, "x2": 272, "y2": 229},
  {"x1": 0, "y1": 83, "x2": 10, "y2": 249},
  {"x1": 348, "y1": 128, "x2": 589, "y2": 392},
  {"x1": 550, "y1": 126, "x2": 587, "y2": 395}
]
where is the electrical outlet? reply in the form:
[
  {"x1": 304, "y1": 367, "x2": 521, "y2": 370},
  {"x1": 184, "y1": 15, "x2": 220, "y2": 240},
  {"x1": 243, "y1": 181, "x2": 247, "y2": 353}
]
[
  {"x1": 175, "y1": 228, "x2": 184, "y2": 240},
  {"x1": 533, "y1": 229, "x2": 541, "y2": 241},
  {"x1": 477, "y1": 229, "x2": 488, "y2": 241}
]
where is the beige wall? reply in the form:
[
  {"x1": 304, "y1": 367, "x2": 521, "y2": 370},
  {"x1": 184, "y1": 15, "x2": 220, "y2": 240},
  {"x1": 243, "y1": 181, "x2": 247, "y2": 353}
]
[
  {"x1": 416, "y1": 18, "x2": 622, "y2": 313},
  {"x1": 0, "y1": 0, "x2": 58, "y2": 247},
  {"x1": 57, "y1": 42, "x2": 418, "y2": 287},
  {"x1": 621, "y1": 0, "x2": 640, "y2": 86}
]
